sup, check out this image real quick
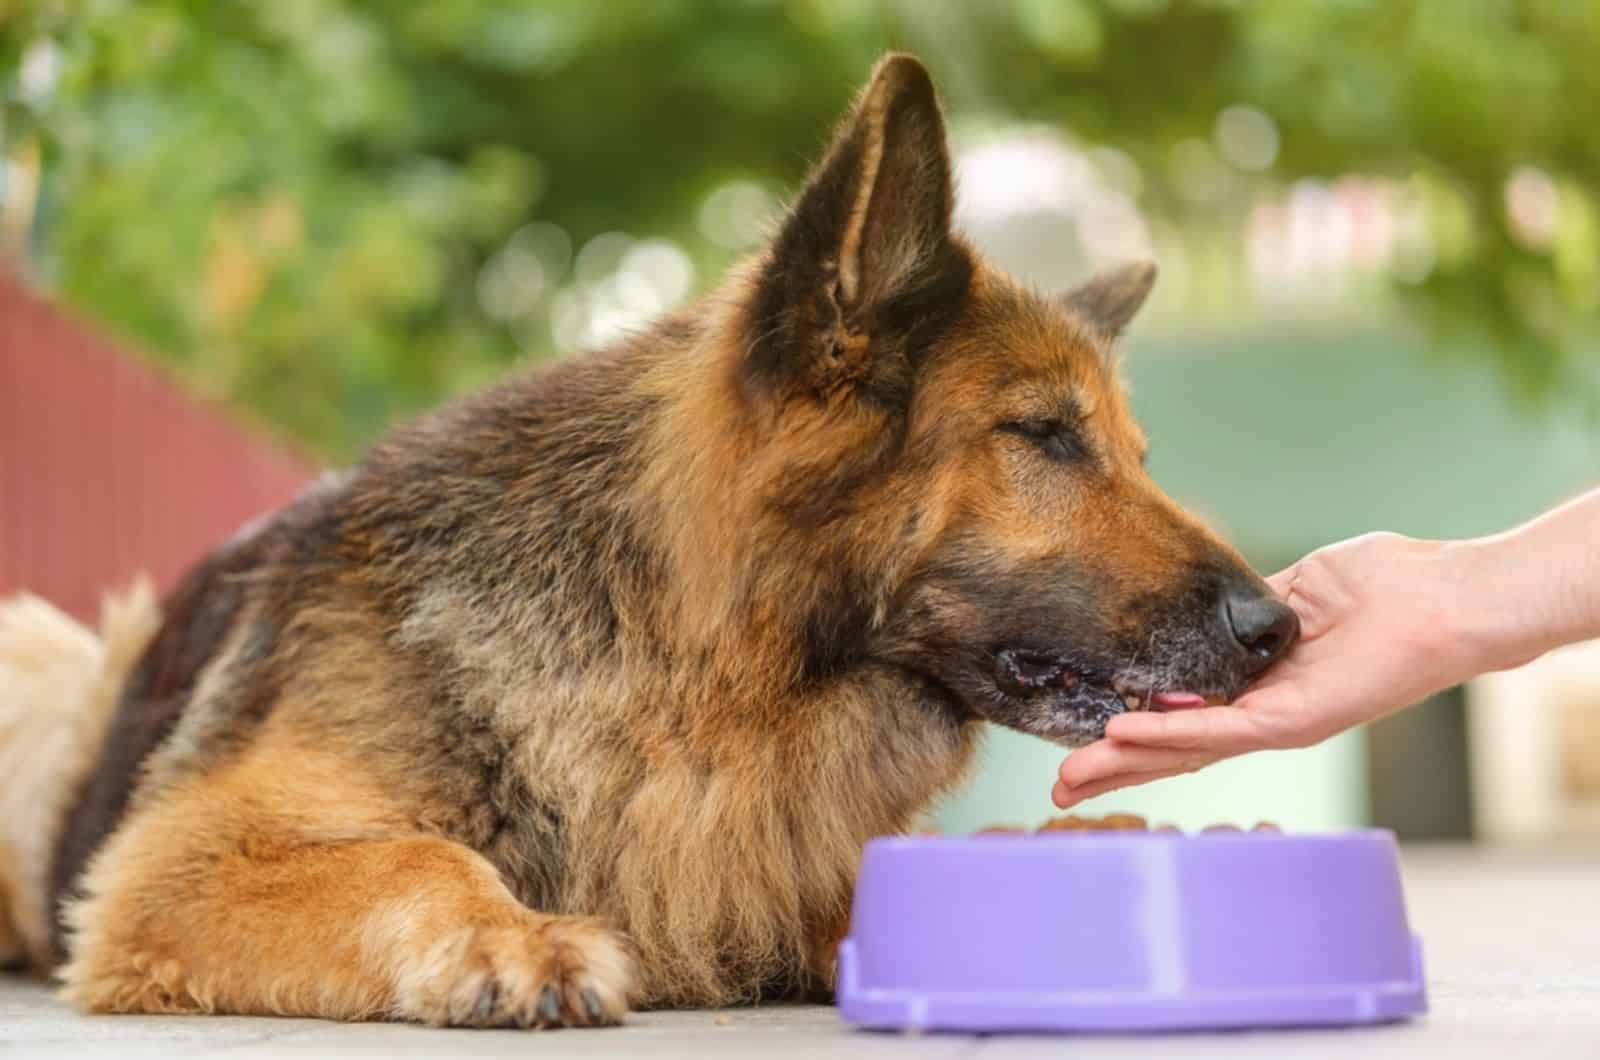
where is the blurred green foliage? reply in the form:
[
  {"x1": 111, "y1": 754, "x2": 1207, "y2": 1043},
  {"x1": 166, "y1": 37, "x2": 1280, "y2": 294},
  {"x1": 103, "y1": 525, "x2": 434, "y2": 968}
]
[{"x1": 2, "y1": 0, "x2": 1596, "y2": 458}]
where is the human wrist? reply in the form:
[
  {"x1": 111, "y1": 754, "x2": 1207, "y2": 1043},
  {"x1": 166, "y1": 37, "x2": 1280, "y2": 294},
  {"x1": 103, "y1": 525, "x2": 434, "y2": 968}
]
[{"x1": 1442, "y1": 534, "x2": 1557, "y2": 675}]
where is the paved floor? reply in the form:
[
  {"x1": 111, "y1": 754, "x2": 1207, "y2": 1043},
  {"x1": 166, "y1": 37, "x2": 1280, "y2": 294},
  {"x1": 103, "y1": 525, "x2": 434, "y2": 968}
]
[{"x1": 3, "y1": 844, "x2": 1597, "y2": 1058}]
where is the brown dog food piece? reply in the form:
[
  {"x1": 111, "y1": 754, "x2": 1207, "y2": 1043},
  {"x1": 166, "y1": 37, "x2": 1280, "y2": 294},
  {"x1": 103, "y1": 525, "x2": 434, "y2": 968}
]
[
  {"x1": 1035, "y1": 813, "x2": 1149, "y2": 833},
  {"x1": 1036, "y1": 814, "x2": 1094, "y2": 832},
  {"x1": 1201, "y1": 823, "x2": 1242, "y2": 833},
  {"x1": 1251, "y1": 821, "x2": 1281, "y2": 833}
]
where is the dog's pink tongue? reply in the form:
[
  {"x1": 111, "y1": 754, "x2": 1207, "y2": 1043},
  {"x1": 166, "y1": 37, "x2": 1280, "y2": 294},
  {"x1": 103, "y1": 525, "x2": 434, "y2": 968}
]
[{"x1": 1152, "y1": 691, "x2": 1207, "y2": 710}]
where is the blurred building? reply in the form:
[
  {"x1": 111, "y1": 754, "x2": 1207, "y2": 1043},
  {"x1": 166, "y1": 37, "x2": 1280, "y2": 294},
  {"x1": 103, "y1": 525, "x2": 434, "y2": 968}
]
[
  {"x1": 0, "y1": 272, "x2": 309, "y2": 622},
  {"x1": 1470, "y1": 642, "x2": 1600, "y2": 843}
]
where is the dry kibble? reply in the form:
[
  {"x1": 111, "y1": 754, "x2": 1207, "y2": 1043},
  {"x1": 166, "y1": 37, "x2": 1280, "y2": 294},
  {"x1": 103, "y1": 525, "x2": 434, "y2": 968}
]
[
  {"x1": 970, "y1": 816, "x2": 1278, "y2": 838},
  {"x1": 1036, "y1": 814, "x2": 1094, "y2": 832},
  {"x1": 1034, "y1": 813, "x2": 1150, "y2": 834}
]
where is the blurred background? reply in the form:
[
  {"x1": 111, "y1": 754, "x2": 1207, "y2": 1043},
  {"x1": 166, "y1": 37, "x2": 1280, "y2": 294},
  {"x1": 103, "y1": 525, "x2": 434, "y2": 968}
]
[{"x1": 2, "y1": 0, "x2": 1597, "y2": 841}]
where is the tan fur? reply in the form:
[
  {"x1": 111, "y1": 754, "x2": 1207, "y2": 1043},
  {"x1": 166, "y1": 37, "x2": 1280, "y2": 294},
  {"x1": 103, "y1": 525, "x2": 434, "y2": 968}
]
[
  {"x1": 0, "y1": 582, "x2": 159, "y2": 969},
  {"x1": 60, "y1": 716, "x2": 631, "y2": 1025}
]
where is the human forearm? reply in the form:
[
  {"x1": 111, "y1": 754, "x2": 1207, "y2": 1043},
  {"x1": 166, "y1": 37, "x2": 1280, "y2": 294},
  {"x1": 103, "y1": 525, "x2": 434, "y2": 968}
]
[{"x1": 1456, "y1": 486, "x2": 1600, "y2": 672}]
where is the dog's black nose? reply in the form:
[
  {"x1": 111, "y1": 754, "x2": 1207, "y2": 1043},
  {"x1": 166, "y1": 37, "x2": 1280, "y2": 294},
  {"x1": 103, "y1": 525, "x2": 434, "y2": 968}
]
[{"x1": 1223, "y1": 586, "x2": 1299, "y2": 674}]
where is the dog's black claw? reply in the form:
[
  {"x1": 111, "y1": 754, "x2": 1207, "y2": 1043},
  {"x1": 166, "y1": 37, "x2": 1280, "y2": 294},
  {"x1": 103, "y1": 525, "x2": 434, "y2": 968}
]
[
  {"x1": 537, "y1": 984, "x2": 562, "y2": 1025},
  {"x1": 581, "y1": 986, "x2": 605, "y2": 1023},
  {"x1": 473, "y1": 980, "x2": 499, "y2": 1023}
]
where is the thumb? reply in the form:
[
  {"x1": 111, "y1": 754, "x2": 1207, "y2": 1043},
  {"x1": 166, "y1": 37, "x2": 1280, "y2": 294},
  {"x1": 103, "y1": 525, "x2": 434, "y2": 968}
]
[{"x1": 1265, "y1": 563, "x2": 1298, "y2": 599}]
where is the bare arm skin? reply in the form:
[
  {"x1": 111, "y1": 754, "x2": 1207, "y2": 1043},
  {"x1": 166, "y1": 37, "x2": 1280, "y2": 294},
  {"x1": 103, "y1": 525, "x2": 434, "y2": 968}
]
[
  {"x1": 1463, "y1": 486, "x2": 1600, "y2": 667},
  {"x1": 1054, "y1": 487, "x2": 1600, "y2": 808}
]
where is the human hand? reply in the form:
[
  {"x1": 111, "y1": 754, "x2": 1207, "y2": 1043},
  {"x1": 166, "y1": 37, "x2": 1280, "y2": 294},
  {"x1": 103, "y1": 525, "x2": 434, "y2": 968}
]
[{"x1": 1053, "y1": 532, "x2": 1489, "y2": 808}]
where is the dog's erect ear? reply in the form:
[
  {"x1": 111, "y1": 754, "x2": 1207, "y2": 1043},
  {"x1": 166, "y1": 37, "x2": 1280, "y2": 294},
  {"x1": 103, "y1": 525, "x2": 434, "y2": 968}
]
[
  {"x1": 745, "y1": 54, "x2": 969, "y2": 399},
  {"x1": 1061, "y1": 261, "x2": 1158, "y2": 342}
]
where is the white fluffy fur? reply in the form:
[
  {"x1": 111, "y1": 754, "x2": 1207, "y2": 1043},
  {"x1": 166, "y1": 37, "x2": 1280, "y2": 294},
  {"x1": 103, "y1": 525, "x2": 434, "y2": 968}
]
[{"x1": 0, "y1": 581, "x2": 160, "y2": 966}]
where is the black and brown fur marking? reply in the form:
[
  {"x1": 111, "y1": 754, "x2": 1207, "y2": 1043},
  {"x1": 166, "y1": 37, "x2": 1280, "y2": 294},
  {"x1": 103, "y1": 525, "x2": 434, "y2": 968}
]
[{"x1": 6, "y1": 53, "x2": 1294, "y2": 1025}]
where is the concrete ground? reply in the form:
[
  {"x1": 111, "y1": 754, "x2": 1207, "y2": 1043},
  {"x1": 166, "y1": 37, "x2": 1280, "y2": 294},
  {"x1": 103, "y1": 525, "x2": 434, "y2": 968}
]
[{"x1": 3, "y1": 844, "x2": 1597, "y2": 1058}]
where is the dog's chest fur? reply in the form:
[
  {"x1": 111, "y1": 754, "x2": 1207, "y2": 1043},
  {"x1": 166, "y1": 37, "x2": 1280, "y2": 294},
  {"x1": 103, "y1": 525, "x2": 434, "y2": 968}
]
[{"x1": 375, "y1": 426, "x2": 980, "y2": 1002}]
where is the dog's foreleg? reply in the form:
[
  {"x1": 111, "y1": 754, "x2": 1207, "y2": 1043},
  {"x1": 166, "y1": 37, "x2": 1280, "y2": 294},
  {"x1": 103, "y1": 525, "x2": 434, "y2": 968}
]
[{"x1": 58, "y1": 776, "x2": 631, "y2": 1026}]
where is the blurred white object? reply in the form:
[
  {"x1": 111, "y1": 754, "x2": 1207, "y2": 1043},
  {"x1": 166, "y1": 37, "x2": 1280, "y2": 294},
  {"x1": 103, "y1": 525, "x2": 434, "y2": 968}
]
[{"x1": 1468, "y1": 639, "x2": 1600, "y2": 841}]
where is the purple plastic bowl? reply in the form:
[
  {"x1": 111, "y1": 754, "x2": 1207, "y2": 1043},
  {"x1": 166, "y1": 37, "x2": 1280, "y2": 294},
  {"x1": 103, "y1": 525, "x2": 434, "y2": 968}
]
[{"x1": 837, "y1": 828, "x2": 1426, "y2": 1033}]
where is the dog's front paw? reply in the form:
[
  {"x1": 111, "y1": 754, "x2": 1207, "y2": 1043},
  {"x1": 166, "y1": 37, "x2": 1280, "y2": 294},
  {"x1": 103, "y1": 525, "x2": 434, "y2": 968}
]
[{"x1": 394, "y1": 914, "x2": 633, "y2": 1028}]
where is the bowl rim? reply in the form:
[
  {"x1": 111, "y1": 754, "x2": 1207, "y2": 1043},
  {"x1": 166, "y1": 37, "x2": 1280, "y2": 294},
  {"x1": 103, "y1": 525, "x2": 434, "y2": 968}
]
[{"x1": 872, "y1": 827, "x2": 1399, "y2": 850}]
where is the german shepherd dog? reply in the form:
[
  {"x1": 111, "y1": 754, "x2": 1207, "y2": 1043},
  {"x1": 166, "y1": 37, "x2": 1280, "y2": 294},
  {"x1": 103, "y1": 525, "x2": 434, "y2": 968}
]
[{"x1": 0, "y1": 54, "x2": 1296, "y2": 1026}]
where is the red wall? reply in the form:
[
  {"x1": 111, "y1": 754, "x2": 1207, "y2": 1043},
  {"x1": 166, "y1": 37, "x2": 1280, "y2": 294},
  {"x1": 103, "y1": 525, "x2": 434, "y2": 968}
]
[{"x1": 0, "y1": 273, "x2": 312, "y2": 622}]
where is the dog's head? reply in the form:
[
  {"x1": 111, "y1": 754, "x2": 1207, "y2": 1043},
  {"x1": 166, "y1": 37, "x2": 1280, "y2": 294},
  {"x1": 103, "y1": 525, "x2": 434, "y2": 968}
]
[{"x1": 734, "y1": 54, "x2": 1296, "y2": 746}]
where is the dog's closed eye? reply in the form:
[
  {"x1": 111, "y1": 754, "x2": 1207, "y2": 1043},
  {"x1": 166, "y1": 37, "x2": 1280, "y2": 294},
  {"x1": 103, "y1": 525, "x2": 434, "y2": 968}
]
[{"x1": 998, "y1": 419, "x2": 1090, "y2": 464}]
